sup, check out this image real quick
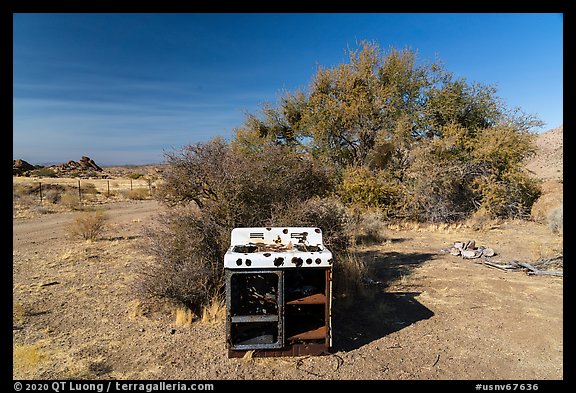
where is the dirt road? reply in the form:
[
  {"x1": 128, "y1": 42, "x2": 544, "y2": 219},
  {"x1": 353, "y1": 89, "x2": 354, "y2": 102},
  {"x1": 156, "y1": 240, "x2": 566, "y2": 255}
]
[{"x1": 13, "y1": 200, "x2": 162, "y2": 248}]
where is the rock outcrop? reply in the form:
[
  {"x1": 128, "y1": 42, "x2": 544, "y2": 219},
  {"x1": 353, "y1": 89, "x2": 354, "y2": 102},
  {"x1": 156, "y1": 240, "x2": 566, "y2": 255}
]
[
  {"x1": 13, "y1": 156, "x2": 105, "y2": 177},
  {"x1": 53, "y1": 156, "x2": 103, "y2": 174},
  {"x1": 13, "y1": 159, "x2": 35, "y2": 176}
]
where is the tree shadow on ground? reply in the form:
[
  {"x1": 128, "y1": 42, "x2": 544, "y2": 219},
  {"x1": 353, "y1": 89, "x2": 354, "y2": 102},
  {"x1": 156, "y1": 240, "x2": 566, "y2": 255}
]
[{"x1": 332, "y1": 250, "x2": 438, "y2": 352}]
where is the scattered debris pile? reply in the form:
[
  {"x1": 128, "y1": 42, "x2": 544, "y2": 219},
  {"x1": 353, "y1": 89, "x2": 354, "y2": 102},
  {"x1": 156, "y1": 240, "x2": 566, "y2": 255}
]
[
  {"x1": 445, "y1": 240, "x2": 495, "y2": 259},
  {"x1": 442, "y1": 240, "x2": 563, "y2": 277}
]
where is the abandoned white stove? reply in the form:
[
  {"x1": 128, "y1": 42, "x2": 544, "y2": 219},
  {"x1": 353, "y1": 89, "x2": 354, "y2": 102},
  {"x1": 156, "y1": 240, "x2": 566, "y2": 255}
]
[{"x1": 225, "y1": 227, "x2": 333, "y2": 357}]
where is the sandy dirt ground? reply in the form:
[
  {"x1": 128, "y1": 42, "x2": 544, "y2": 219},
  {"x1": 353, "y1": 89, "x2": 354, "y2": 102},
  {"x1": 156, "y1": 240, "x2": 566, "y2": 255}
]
[{"x1": 12, "y1": 199, "x2": 563, "y2": 381}]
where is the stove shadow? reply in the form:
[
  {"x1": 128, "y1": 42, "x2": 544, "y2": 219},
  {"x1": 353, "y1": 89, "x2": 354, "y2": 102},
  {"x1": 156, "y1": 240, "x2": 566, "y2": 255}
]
[
  {"x1": 331, "y1": 250, "x2": 436, "y2": 352},
  {"x1": 332, "y1": 291, "x2": 434, "y2": 352}
]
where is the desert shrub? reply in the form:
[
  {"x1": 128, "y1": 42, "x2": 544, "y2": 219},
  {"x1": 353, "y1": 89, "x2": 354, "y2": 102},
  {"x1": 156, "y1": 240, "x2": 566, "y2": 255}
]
[
  {"x1": 346, "y1": 208, "x2": 387, "y2": 245},
  {"x1": 66, "y1": 210, "x2": 108, "y2": 241},
  {"x1": 465, "y1": 206, "x2": 502, "y2": 232},
  {"x1": 128, "y1": 172, "x2": 145, "y2": 180},
  {"x1": 81, "y1": 182, "x2": 99, "y2": 194},
  {"x1": 30, "y1": 167, "x2": 57, "y2": 178},
  {"x1": 472, "y1": 169, "x2": 541, "y2": 220},
  {"x1": 337, "y1": 166, "x2": 406, "y2": 218},
  {"x1": 125, "y1": 188, "x2": 150, "y2": 200},
  {"x1": 143, "y1": 138, "x2": 337, "y2": 312},
  {"x1": 140, "y1": 206, "x2": 228, "y2": 314},
  {"x1": 404, "y1": 143, "x2": 478, "y2": 222},
  {"x1": 548, "y1": 204, "x2": 563, "y2": 235},
  {"x1": 60, "y1": 191, "x2": 81, "y2": 210}
]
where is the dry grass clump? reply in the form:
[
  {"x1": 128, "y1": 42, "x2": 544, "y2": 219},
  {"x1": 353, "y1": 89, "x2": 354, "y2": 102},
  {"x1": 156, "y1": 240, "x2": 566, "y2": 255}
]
[
  {"x1": 13, "y1": 344, "x2": 44, "y2": 370},
  {"x1": 124, "y1": 188, "x2": 150, "y2": 200},
  {"x1": 175, "y1": 305, "x2": 195, "y2": 327},
  {"x1": 200, "y1": 295, "x2": 226, "y2": 324},
  {"x1": 66, "y1": 210, "x2": 108, "y2": 241},
  {"x1": 333, "y1": 252, "x2": 371, "y2": 305},
  {"x1": 464, "y1": 207, "x2": 503, "y2": 232}
]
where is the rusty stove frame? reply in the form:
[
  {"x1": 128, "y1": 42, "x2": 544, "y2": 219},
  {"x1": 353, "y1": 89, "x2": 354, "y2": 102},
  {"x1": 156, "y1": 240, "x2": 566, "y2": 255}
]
[{"x1": 225, "y1": 227, "x2": 333, "y2": 358}]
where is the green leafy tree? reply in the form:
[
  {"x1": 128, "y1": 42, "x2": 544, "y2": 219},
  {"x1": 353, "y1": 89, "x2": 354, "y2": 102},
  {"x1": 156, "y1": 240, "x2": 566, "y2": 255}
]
[{"x1": 234, "y1": 40, "x2": 543, "y2": 220}]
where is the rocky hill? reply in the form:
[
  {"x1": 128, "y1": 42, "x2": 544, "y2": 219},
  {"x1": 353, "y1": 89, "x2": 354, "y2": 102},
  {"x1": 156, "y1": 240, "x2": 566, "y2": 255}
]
[
  {"x1": 13, "y1": 156, "x2": 105, "y2": 178},
  {"x1": 50, "y1": 156, "x2": 103, "y2": 176},
  {"x1": 525, "y1": 125, "x2": 563, "y2": 223},
  {"x1": 525, "y1": 125, "x2": 563, "y2": 181}
]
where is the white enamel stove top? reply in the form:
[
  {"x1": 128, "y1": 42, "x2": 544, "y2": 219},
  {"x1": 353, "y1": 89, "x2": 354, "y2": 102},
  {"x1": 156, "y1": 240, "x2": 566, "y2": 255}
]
[{"x1": 224, "y1": 227, "x2": 333, "y2": 269}]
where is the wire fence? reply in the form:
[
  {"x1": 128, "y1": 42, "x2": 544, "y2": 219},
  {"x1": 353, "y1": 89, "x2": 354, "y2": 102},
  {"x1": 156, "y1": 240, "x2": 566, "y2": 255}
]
[{"x1": 14, "y1": 177, "x2": 158, "y2": 205}]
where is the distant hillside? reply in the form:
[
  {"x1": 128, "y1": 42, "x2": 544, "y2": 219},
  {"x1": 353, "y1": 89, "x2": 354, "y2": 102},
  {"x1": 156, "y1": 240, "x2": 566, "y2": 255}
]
[
  {"x1": 525, "y1": 125, "x2": 563, "y2": 223},
  {"x1": 525, "y1": 125, "x2": 563, "y2": 181}
]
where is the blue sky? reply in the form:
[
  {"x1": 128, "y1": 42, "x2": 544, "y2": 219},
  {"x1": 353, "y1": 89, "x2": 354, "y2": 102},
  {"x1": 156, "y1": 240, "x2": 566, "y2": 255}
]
[{"x1": 13, "y1": 13, "x2": 563, "y2": 166}]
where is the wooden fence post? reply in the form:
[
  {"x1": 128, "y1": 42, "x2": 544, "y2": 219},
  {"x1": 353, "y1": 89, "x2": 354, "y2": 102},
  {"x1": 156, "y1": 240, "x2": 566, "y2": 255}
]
[
  {"x1": 39, "y1": 182, "x2": 43, "y2": 206},
  {"x1": 78, "y1": 179, "x2": 82, "y2": 203}
]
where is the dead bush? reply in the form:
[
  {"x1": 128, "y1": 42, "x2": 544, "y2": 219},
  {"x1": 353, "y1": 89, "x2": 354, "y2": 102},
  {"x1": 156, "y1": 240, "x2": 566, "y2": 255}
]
[
  {"x1": 140, "y1": 206, "x2": 229, "y2": 315},
  {"x1": 156, "y1": 138, "x2": 336, "y2": 225},
  {"x1": 465, "y1": 206, "x2": 503, "y2": 231},
  {"x1": 66, "y1": 210, "x2": 108, "y2": 241},
  {"x1": 404, "y1": 142, "x2": 478, "y2": 223}
]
